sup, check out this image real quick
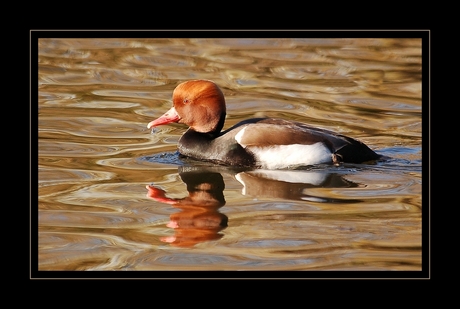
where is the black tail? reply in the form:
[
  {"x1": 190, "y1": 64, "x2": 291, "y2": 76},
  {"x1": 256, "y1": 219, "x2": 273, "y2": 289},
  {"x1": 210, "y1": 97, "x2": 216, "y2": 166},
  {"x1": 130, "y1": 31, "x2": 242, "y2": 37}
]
[{"x1": 335, "y1": 140, "x2": 381, "y2": 164}]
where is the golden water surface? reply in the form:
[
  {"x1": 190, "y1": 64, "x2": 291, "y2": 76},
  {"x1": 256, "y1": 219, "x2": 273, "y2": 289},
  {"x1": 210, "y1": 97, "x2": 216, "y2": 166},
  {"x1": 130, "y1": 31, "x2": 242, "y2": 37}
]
[{"x1": 36, "y1": 35, "x2": 425, "y2": 277}]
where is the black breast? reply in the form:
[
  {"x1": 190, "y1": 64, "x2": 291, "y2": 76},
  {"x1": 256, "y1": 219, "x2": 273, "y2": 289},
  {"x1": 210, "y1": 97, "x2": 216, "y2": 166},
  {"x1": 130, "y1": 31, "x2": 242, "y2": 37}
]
[{"x1": 178, "y1": 129, "x2": 257, "y2": 167}]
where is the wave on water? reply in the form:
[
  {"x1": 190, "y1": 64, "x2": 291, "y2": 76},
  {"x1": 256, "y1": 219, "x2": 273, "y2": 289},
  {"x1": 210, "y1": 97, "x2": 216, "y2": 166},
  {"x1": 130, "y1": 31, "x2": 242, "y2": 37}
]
[{"x1": 140, "y1": 151, "x2": 185, "y2": 166}]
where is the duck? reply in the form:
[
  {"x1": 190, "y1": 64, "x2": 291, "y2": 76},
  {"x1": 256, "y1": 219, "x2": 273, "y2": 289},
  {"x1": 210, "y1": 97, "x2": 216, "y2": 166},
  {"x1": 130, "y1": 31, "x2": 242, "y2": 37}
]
[{"x1": 147, "y1": 79, "x2": 381, "y2": 169}]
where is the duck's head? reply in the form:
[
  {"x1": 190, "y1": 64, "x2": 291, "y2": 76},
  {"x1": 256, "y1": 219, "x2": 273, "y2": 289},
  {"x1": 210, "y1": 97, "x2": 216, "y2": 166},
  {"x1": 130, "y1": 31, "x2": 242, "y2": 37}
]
[{"x1": 147, "y1": 80, "x2": 226, "y2": 134}]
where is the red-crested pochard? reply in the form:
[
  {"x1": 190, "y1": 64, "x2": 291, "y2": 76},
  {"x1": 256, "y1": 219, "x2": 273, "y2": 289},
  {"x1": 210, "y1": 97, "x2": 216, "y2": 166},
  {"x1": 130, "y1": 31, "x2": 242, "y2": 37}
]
[{"x1": 147, "y1": 80, "x2": 381, "y2": 169}]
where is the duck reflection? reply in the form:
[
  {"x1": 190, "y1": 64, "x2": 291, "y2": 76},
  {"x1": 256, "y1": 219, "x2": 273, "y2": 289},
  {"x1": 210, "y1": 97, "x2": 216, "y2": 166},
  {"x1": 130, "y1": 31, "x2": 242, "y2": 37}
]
[
  {"x1": 235, "y1": 169, "x2": 360, "y2": 202},
  {"x1": 146, "y1": 168, "x2": 228, "y2": 247},
  {"x1": 146, "y1": 166, "x2": 360, "y2": 247}
]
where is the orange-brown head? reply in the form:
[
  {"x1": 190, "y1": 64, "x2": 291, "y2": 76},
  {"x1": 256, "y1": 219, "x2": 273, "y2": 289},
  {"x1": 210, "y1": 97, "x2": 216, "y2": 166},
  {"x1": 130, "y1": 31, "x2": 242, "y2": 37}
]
[{"x1": 147, "y1": 80, "x2": 226, "y2": 134}]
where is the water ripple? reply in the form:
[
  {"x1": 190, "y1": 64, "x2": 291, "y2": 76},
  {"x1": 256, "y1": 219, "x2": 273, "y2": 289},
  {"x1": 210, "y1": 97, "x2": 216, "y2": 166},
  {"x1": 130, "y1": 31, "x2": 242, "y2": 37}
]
[
  {"x1": 39, "y1": 166, "x2": 115, "y2": 186},
  {"x1": 37, "y1": 37, "x2": 423, "y2": 272}
]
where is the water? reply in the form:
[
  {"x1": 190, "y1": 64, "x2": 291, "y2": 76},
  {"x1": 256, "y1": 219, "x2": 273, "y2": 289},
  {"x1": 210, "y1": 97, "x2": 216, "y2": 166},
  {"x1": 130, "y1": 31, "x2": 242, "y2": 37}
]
[{"x1": 35, "y1": 35, "x2": 425, "y2": 277}]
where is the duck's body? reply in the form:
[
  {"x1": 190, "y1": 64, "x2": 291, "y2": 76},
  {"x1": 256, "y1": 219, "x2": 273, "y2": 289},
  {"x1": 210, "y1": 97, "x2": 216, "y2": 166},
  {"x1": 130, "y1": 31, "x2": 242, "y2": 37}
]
[{"x1": 147, "y1": 80, "x2": 381, "y2": 169}]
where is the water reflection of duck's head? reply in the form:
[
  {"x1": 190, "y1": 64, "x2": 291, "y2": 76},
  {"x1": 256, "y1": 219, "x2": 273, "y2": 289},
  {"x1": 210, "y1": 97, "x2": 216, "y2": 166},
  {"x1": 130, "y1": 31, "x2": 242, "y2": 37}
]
[{"x1": 146, "y1": 167, "x2": 228, "y2": 247}]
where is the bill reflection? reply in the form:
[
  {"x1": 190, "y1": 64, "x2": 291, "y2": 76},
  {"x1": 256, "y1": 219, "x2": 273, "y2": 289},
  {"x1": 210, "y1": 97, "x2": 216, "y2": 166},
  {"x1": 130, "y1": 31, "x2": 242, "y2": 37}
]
[{"x1": 146, "y1": 169, "x2": 227, "y2": 247}]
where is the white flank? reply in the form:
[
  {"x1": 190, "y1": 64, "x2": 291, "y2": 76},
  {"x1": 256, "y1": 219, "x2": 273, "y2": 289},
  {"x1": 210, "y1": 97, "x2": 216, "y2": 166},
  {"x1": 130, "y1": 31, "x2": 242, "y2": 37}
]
[
  {"x1": 249, "y1": 143, "x2": 332, "y2": 169},
  {"x1": 235, "y1": 126, "x2": 333, "y2": 169},
  {"x1": 234, "y1": 127, "x2": 247, "y2": 145}
]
